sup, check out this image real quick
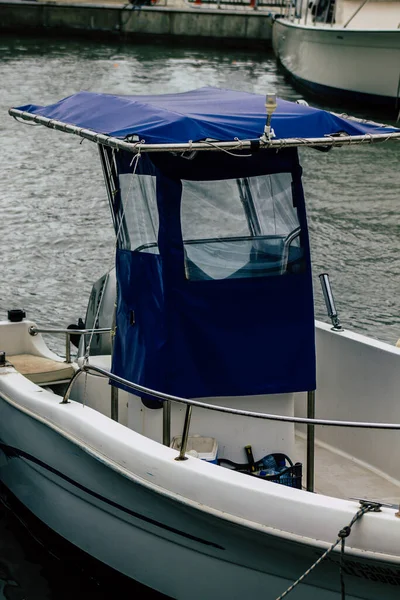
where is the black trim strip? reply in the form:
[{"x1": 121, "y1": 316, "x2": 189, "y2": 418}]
[{"x1": 0, "y1": 442, "x2": 224, "y2": 550}]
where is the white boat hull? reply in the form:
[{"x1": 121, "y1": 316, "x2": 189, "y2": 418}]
[
  {"x1": 0, "y1": 398, "x2": 335, "y2": 600},
  {"x1": 272, "y1": 19, "x2": 400, "y2": 110},
  {"x1": 1, "y1": 363, "x2": 400, "y2": 598}
]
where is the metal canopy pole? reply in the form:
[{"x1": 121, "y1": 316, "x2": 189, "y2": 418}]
[
  {"x1": 175, "y1": 405, "x2": 193, "y2": 461},
  {"x1": 163, "y1": 400, "x2": 171, "y2": 447},
  {"x1": 110, "y1": 292, "x2": 119, "y2": 423},
  {"x1": 344, "y1": 0, "x2": 369, "y2": 28},
  {"x1": 63, "y1": 363, "x2": 400, "y2": 430},
  {"x1": 306, "y1": 390, "x2": 316, "y2": 492},
  {"x1": 9, "y1": 109, "x2": 400, "y2": 154}
]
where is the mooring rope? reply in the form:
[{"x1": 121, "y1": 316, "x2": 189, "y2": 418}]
[{"x1": 275, "y1": 501, "x2": 382, "y2": 600}]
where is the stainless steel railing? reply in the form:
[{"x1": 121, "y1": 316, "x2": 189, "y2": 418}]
[
  {"x1": 278, "y1": 0, "x2": 337, "y2": 25},
  {"x1": 61, "y1": 362, "x2": 400, "y2": 491},
  {"x1": 62, "y1": 362, "x2": 400, "y2": 429},
  {"x1": 29, "y1": 326, "x2": 112, "y2": 363}
]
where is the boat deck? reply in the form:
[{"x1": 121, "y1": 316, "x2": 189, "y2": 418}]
[
  {"x1": 341, "y1": 1, "x2": 400, "y2": 30},
  {"x1": 295, "y1": 435, "x2": 400, "y2": 506}
]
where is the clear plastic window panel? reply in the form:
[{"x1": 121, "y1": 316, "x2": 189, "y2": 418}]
[
  {"x1": 116, "y1": 173, "x2": 159, "y2": 253},
  {"x1": 181, "y1": 174, "x2": 304, "y2": 280}
]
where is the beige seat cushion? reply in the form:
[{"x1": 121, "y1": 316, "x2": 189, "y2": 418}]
[{"x1": 8, "y1": 354, "x2": 75, "y2": 384}]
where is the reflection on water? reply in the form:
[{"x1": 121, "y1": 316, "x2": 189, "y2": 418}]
[
  {"x1": 0, "y1": 489, "x2": 165, "y2": 599},
  {"x1": 0, "y1": 33, "x2": 399, "y2": 597}
]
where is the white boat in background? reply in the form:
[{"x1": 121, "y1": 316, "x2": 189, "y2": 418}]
[
  {"x1": 1, "y1": 88, "x2": 400, "y2": 599},
  {"x1": 272, "y1": 0, "x2": 400, "y2": 116}
]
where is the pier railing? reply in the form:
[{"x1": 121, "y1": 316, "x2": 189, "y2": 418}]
[
  {"x1": 28, "y1": 326, "x2": 111, "y2": 363},
  {"x1": 275, "y1": 0, "x2": 338, "y2": 25},
  {"x1": 186, "y1": 0, "x2": 284, "y2": 10}
]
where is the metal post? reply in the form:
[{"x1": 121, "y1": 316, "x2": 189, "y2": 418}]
[
  {"x1": 111, "y1": 386, "x2": 119, "y2": 422},
  {"x1": 61, "y1": 368, "x2": 84, "y2": 404},
  {"x1": 343, "y1": 0, "x2": 369, "y2": 28},
  {"x1": 110, "y1": 293, "x2": 119, "y2": 422},
  {"x1": 312, "y1": 0, "x2": 320, "y2": 24},
  {"x1": 332, "y1": 0, "x2": 337, "y2": 25},
  {"x1": 319, "y1": 273, "x2": 344, "y2": 331},
  {"x1": 163, "y1": 400, "x2": 171, "y2": 446},
  {"x1": 65, "y1": 332, "x2": 71, "y2": 363},
  {"x1": 175, "y1": 405, "x2": 192, "y2": 461},
  {"x1": 298, "y1": 0, "x2": 304, "y2": 22},
  {"x1": 306, "y1": 390, "x2": 316, "y2": 492}
]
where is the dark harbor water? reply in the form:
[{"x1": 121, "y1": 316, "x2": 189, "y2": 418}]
[{"x1": 0, "y1": 33, "x2": 399, "y2": 599}]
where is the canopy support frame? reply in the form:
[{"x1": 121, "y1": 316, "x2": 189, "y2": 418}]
[{"x1": 10, "y1": 108, "x2": 400, "y2": 154}]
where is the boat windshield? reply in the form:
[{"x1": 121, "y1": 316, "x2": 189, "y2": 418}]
[
  {"x1": 108, "y1": 149, "x2": 306, "y2": 281},
  {"x1": 117, "y1": 172, "x2": 159, "y2": 254},
  {"x1": 181, "y1": 174, "x2": 304, "y2": 280},
  {"x1": 115, "y1": 169, "x2": 304, "y2": 280}
]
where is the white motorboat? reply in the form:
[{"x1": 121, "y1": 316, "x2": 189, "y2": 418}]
[
  {"x1": 272, "y1": 0, "x2": 400, "y2": 116},
  {"x1": 1, "y1": 87, "x2": 400, "y2": 599}
]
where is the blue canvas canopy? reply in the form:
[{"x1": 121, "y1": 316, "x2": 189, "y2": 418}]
[{"x1": 16, "y1": 86, "x2": 399, "y2": 144}]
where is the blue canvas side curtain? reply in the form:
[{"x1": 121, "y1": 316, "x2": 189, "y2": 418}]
[{"x1": 109, "y1": 147, "x2": 317, "y2": 399}]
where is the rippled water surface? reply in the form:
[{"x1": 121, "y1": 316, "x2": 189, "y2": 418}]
[{"x1": 0, "y1": 33, "x2": 399, "y2": 599}]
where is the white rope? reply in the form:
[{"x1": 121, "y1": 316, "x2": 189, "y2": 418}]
[
  {"x1": 204, "y1": 138, "x2": 252, "y2": 157},
  {"x1": 12, "y1": 115, "x2": 41, "y2": 126}
]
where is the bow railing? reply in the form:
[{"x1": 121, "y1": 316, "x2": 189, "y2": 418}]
[{"x1": 60, "y1": 362, "x2": 400, "y2": 494}]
